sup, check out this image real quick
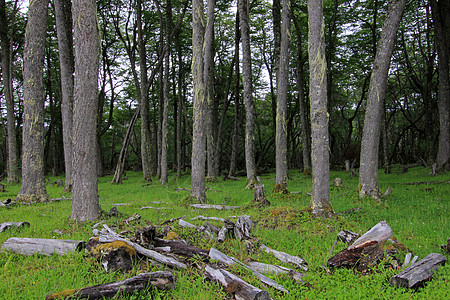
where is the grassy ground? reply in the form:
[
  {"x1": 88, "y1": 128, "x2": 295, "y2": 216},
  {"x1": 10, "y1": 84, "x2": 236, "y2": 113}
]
[{"x1": 0, "y1": 166, "x2": 448, "y2": 299}]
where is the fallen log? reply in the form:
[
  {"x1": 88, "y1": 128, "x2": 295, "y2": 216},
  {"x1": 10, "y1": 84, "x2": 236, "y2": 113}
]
[
  {"x1": 260, "y1": 244, "x2": 308, "y2": 271},
  {"x1": 100, "y1": 225, "x2": 187, "y2": 269},
  {"x1": 190, "y1": 204, "x2": 240, "y2": 210},
  {"x1": 45, "y1": 271, "x2": 174, "y2": 300},
  {"x1": 191, "y1": 215, "x2": 225, "y2": 222},
  {"x1": 178, "y1": 219, "x2": 196, "y2": 228},
  {"x1": 86, "y1": 238, "x2": 136, "y2": 272},
  {"x1": 153, "y1": 238, "x2": 209, "y2": 260},
  {"x1": 348, "y1": 221, "x2": 392, "y2": 250},
  {"x1": 161, "y1": 216, "x2": 186, "y2": 225},
  {"x1": 209, "y1": 247, "x2": 288, "y2": 293},
  {"x1": 2, "y1": 237, "x2": 84, "y2": 256},
  {"x1": 204, "y1": 265, "x2": 270, "y2": 300},
  {"x1": 247, "y1": 261, "x2": 305, "y2": 282},
  {"x1": 0, "y1": 222, "x2": 30, "y2": 233},
  {"x1": 390, "y1": 253, "x2": 447, "y2": 289}
]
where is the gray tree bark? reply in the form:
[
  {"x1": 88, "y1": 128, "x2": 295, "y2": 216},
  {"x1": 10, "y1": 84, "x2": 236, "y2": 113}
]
[
  {"x1": 17, "y1": 0, "x2": 49, "y2": 203},
  {"x1": 308, "y1": 0, "x2": 332, "y2": 217},
  {"x1": 359, "y1": 0, "x2": 405, "y2": 198},
  {"x1": 430, "y1": 0, "x2": 450, "y2": 172},
  {"x1": 229, "y1": 10, "x2": 240, "y2": 178},
  {"x1": 239, "y1": 0, "x2": 257, "y2": 187},
  {"x1": 274, "y1": 0, "x2": 291, "y2": 193},
  {"x1": 54, "y1": 0, "x2": 74, "y2": 191},
  {"x1": 190, "y1": 0, "x2": 207, "y2": 202},
  {"x1": 70, "y1": 0, "x2": 100, "y2": 221}
]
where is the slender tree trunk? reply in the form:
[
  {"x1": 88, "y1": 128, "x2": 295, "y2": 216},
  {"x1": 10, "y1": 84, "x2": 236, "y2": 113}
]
[
  {"x1": 190, "y1": 0, "x2": 207, "y2": 202},
  {"x1": 272, "y1": 0, "x2": 281, "y2": 135},
  {"x1": 0, "y1": 0, "x2": 19, "y2": 184},
  {"x1": 229, "y1": 10, "x2": 240, "y2": 178},
  {"x1": 308, "y1": 0, "x2": 332, "y2": 217},
  {"x1": 161, "y1": 0, "x2": 172, "y2": 185},
  {"x1": 205, "y1": 0, "x2": 217, "y2": 181},
  {"x1": 176, "y1": 32, "x2": 183, "y2": 178},
  {"x1": 274, "y1": 0, "x2": 291, "y2": 193},
  {"x1": 430, "y1": 0, "x2": 450, "y2": 172},
  {"x1": 54, "y1": 0, "x2": 74, "y2": 191},
  {"x1": 17, "y1": 0, "x2": 49, "y2": 203},
  {"x1": 239, "y1": 0, "x2": 257, "y2": 187},
  {"x1": 359, "y1": 0, "x2": 405, "y2": 198},
  {"x1": 70, "y1": 0, "x2": 100, "y2": 221}
]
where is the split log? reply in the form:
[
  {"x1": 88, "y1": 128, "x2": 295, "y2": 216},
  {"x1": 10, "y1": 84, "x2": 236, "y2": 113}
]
[
  {"x1": 100, "y1": 225, "x2": 186, "y2": 269},
  {"x1": 0, "y1": 222, "x2": 30, "y2": 233},
  {"x1": 247, "y1": 261, "x2": 304, "y2": 282},
  {"x1": 328, "y1": 221, "x2": 393, "y2": 269},
  {"x1": 2, "y1": 237, "x2": 84, "y2": 256},
  {"x1": 260, "y1": 244, "x2": 308, "y2": 271},
  {"x1": 209, "y1": 247, "x2": 288, "y2": 293},
  {"x1": 190, "y1": 204, "x2": 240, "y2": 210},
  {"x1": 45, "y1": 271, "x2": 174, "y2": 300},
  {"x1": 178, "y1": 219, "x2": 196, "y2": 228},
  {"x1": 390, "y1": 253, "x2": 447, "y2": 289},
  {"x1": 153, "y1": 238, "x2": 209, "y2": 260},
  {"x1": 204, "y1": 265, "x2": 270, "y2": 300},
  {"x1": 234, "y1": 215, "x2": 253, "y2": 240}
]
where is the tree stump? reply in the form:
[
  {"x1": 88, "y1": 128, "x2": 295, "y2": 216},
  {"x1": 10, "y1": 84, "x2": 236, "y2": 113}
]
[{"x1": 252, "y1": 184, "x2": 270, "y2": 207}]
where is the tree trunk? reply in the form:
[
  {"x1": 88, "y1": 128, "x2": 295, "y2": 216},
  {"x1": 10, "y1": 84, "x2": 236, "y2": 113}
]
[
  {"x1": 274, "y1": 0, "x2": 291, "y2": 193},
  {"x1": 430, "y1": 0, "x2": 450, "y2": 172},
  {"x1": 308, "y1": 0, "x2": 332, "y2": 217},
  {"x1": 190, "y1": 0, "x2": 207, "y2": 202},
  {"x1": 359, "y1": 0, "x2": 405, "y2": 198},
  {"x1": 70, "y1": 0, "x2": 100, "y2": 221},
  {"x1": 229, "y1": 10, "x2": 240, "y2": 178},
  {"x1": 239, "y1": 0, "x2": 257, "y2": 187},
  {"x1": 54, "y1": 0, "x2": 74, "y2": 191},
  {"x1": 0, "y1": 0, "x2": 19, "y2": 183},
  {"x1": 176, "y1": 32, "x2": 183, "y2": 178},
  {"x1": 205, "y1": 0, "x2": 217, "y2": 181},
  {"x1": 17, "y1": 0, "x2": 49, "y2": 203}
]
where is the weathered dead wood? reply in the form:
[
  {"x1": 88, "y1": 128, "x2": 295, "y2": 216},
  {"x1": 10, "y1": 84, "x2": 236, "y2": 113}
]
[
  {"x1": 153, "y1": 238, "x2": 209, "y2": 260},
  {"x1": 390, "y1": 253, "x2": 447, "y2": 289},
  {"x1": 260, "y1": 244, "x2": 308, "y2": 271},
  {"x1": 0, "y1": 222, "x2": 30, "y2": 233},
  {"x1": 86, "y1": 238, "x2": 136, "y2": 272},
  {"x1": 161, "y1": 215, "x2": 186, "y2": 225},
  {"x1": 247, "y1": 261, "x2": 305, "y2": 282},
  {"x1": 441, "y1": 238, "x2": 450, "y2": 254},
  {"x1": 0, "y1": 198, "x2": 13, "y2": 206},
  {"x1": 2, "y1": 237, "x2": 84, "y2": 256},
  {"x1": 190, "y1": 204, "x2": 240, "y2": 210},
  {"x1": 209, "y1": 247, "x2": 288, "y2": 293},
  {"x1": 140, "y1": 206, "x2": 170, "y2": 210},
  {"x1": 218, "y1": 226, "x2": 228, "y2": 243},
  {"x1": 45, "y1": 271, "x2": 174, "y2": 300},
  {"x1": 99, "y1": 225, "x2": 187, "y2": 269},
  {"x1": 328, "y1": 221, "x2": 393, "y2": 269},
  {"x1": 204, "y1": 265, "x2": 270, "y2": 300},
  {"x1": 178, "y1": 219, "x2": 196, "y2": 228},
  {"x1": 191, "y1": 215, "x2": 225, "y2": 222},
  {"x1": 252, "y1": 184, "x2": 271, "y2": 207},
  {"x1": 400, "y1": 181, "x2": 450, "y2": 185},
  {"x1": 337, "y1": 230, "x2": 360, "y2": 244},
  {"x1": 234, "y1": 215, "x2": 252, "y2": 240}
]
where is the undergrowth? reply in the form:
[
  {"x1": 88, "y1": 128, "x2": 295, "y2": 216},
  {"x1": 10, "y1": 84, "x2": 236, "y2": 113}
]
[{"x1": 0, "y1": 166, "x2": 448, "y2": 299}]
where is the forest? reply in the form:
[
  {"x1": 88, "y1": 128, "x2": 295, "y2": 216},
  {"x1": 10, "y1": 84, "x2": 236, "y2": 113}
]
[{"x1": 0, "y1": 0, "x2": 449, "y2": 299}]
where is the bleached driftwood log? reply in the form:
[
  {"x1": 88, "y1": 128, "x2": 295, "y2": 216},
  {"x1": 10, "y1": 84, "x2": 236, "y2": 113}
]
[
  {"x1": 390, "y1": 253, "x2": 447, "y2": 288},
  {"x1": 2, "y1": 237, "x2": 84, "y2": 256},
  {"x1": 260, "y1": 244, "x2": 308, "y2": 271},
  {"x1": 0, "y1": 222, "x2": 30, "y2": 233},
  {"x1": 204, "y1": 265, "x2": 270, "y2": 300},
  {"x1": 209, "y1": 247, "x2": 288, "y2": 293},
  {"x1": 328, "y1": 221, "x2": 393, "y2": 269},
  {"x1": 100, "y1": 225, "x2": 186, "y2": 269},
  {"x1": 190, "y1": 204, "x2": 240, "y2": 210},
  {"x1": 45, "y1": 271, "x2": 174, "y2": 300},
  {"x1": 178, "y1": 219, "x2": 196, "y2": 228},
  {"x1": 191, "y1": 215, "x2": 225, "y2": 222},
  {"x1": 247, "y1": 261, "x2": 304, "y2": 282}
]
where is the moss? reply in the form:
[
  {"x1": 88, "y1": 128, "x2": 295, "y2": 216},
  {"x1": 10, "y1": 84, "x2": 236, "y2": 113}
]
[
  {"x1": 45, "y1": 289, "x2": 77, "y2": 300},
  {"x1": 272, "y1": 183, "x2": 289, "y2": 194}
]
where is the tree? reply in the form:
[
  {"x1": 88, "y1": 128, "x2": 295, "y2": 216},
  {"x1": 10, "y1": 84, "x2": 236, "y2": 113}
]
[
  {"x1": 238, "y1": 0, "x2": 257, "y2": 188},
  {"x1": 70, "y1": 0, "x2": 100, "y2": 221},
  {"x1": 190, "y1": 0, "x2": 207, "y2": 202},
  {"x1": 16, "y1": 0, "x2": 49, "y2": 203},
  {"x1": 0, "y1": 0, "x2": 19, "y2": 183},
  {"x1": 54, "y1": 0, "x2": 74, "y2": 191},
  {"x1": 308, "y1": 0, "x2": 333, "y2": 217},
  {"x1": 430, "y1": 0, "x2": 450, "y2": 172},
  {"x1": 274, "y1": 0, "x2": 291, "y2": 194},
  {"x1": 359, "y1": 0, "x2": 405, "y2": 198}
]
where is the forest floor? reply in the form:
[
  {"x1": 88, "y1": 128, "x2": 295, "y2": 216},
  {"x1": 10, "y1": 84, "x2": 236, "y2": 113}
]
[{"x1": 0, "y1": 166, "x2": 449, "y2": 299}]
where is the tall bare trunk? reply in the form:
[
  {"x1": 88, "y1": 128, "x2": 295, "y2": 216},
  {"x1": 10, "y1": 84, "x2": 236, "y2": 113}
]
[
  {"x1": 308, "y1": 0, "x2": 332, "y2": 217},
  {"x1": 229, "y1": 10, "x2": 240, "y2": 178},
  {"x1": 70, "y1": 0, "x2": 100, "y2": 221},
  {"x1": 359, "y1": 0, "x2": 405, "y2": 197},
  {"x1": 17, "y1": 0, "x2": 49, "y2": 203}
]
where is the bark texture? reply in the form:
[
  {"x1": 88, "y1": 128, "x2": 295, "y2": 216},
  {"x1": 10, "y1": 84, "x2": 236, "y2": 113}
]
[
  {"x1": 54, "y1": 0, "x2": 74, "y2": 192},
  {"x1": 70, "y1": 0, "x2": 100, "y2": 221},
  {"x1": 275, "y1": 0, "x2": 291, "y2": 192},
  {"x1": 308, "y1": 0, "x2": 332, "y2": 216},
  {"x1": 229, "y1": 10, "x2": 240, "y2": 177},
  {"x1": 359, "y1": 0, "x2": 405, "y2": 197},
  {"x1": 17, "y1": 0, "x2": 49, "y2": 203},
  {"x1": 239, "y1": 0, "x2": 257, "y2": 186},
  {"x1": 190, "y1": 0, "x2": 207, "y2": 202}
]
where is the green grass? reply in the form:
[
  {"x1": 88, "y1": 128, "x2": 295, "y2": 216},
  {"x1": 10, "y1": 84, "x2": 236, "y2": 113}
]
[{"x1": 0, "y1": 166, "x2": 448, "y2": 299}]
